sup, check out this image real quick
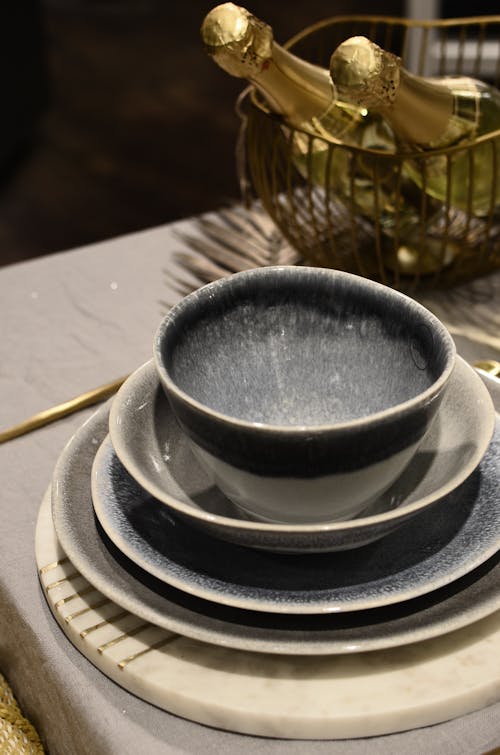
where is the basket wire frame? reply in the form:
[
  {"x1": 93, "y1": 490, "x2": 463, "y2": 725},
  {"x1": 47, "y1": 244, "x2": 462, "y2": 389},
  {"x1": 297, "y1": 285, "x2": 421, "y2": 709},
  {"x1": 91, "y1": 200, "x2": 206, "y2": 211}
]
[{"x1": 238, "y1": 15, "x2": 500, "y2": 290}]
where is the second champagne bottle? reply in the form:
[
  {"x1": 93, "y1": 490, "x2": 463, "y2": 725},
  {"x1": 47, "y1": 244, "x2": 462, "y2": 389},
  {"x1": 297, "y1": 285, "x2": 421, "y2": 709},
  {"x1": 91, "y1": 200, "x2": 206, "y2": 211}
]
[{"x1": 330, "y1": 35, "x2": 500, "y2": 217}]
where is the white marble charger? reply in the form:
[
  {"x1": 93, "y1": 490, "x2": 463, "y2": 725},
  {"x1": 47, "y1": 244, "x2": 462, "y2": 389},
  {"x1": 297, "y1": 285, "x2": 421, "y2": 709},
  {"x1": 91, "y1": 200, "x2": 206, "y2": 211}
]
[{"x1": 38, "y1": 484, "x2": 500, "y2": 740}]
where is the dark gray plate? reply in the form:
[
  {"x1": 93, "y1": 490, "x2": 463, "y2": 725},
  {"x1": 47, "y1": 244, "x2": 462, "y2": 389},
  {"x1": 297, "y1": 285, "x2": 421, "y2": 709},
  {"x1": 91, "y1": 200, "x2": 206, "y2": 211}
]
[
  {"x1": 109, "y1": 357, "x2": 495, "y2": 552},
  {"x1": 51, "y1": 391, "x2": 500, "y2": 655},
  {"x1": 93, "y1": 430, "x2": 500, "y2": 614}
]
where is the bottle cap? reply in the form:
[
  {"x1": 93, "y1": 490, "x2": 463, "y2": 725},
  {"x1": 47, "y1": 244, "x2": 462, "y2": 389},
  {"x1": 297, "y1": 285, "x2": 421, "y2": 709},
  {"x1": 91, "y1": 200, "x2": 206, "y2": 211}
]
[
  {"x1": 201, "y1": 3, "x2": 273, "y2": 78},
  {"x1": 330, "y1": 36, "x2": 401, "y2": 108}
]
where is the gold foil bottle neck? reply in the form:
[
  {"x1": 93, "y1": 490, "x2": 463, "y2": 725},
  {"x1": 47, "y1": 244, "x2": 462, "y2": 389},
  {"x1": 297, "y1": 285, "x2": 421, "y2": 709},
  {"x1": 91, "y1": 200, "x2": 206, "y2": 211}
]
[
  {"x1": 201, "y1": 3, "x2": 273, "y2": 79},
  {"x1": 330, "y1": 36, "x2": 401, "y2": 109}
]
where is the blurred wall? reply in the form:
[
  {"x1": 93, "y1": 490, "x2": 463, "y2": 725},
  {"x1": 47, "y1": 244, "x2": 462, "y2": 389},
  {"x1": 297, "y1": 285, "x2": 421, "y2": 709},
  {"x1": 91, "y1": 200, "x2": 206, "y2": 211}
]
[{"x1": 0, "y1": 0, "x2": 404, "y2": 264}]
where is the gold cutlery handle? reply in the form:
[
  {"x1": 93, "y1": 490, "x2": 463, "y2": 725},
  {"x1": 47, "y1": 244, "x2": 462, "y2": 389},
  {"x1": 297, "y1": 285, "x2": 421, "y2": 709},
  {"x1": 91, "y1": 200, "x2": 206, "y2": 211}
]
[
  {"x1": 474, "y1": 360, "x2": 500, "y2": 378},
  {"x1": 0, "y1": 376, "x2": 128, "y2": 444}
]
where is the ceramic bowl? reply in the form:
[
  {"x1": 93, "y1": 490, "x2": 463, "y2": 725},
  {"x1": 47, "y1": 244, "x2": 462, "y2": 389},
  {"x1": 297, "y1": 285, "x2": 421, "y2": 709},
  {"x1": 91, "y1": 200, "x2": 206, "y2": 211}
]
[{"x1": 153, "y1": 266, "x2": 456, "y2": 523}]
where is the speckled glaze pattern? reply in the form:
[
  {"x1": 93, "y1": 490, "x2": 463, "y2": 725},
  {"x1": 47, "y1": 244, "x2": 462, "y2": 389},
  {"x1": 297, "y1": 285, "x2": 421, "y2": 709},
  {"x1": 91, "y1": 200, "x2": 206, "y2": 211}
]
[
  {"x1": 109, "y1": 356, "x2": 494, "y2": 552},
  {"x1": 52, "y1": 399, "x2": 500, "y2": 655},
  {"x1": 93, "y1": 428, "x2": 500, "y2": 614},
  {"x1": 153, "y1": 267, "x2": 456, "y2": 521},
  {"x1": 154, "y1": 267, "x2": 455, "y2": 477},
  {"x1": 167, "y1": 296, "x2": 436, "y2": 427}
]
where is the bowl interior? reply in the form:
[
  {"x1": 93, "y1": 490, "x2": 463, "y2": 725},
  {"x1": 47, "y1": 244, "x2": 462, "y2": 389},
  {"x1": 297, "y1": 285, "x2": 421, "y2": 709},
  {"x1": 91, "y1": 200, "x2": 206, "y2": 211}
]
[{"x1": 160, "y1": 270, "x2": 452, "y2": 426}]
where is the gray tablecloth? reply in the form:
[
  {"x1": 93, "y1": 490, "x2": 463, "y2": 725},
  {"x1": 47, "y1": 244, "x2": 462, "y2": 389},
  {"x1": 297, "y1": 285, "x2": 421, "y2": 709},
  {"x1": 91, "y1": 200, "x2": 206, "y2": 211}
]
[{"x1": 1, "y1": 212, "x2": 500, "y2": 754}]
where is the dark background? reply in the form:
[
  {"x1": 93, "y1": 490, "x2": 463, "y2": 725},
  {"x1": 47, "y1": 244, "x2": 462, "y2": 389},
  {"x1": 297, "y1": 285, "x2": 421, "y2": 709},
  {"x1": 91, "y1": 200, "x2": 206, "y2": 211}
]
[
  {"x1": 0, "y1": 0, "x2": 412, "y2": 267},
  {"x1": 3, "y1": 0, "x2": 498, "y2": 267}
]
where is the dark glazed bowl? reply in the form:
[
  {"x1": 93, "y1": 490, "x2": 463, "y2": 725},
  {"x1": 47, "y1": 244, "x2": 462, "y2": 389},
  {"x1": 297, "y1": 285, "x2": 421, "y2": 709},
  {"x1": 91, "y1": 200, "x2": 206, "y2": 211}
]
[{"x1": 154, "y1": 267, "x2": 456, "y2": 523}]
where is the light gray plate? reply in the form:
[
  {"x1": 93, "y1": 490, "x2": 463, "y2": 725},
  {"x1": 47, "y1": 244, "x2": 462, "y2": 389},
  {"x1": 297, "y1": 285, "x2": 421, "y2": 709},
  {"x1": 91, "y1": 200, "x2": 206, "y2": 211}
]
[
  {"x1": 92, "y1": 430, "x2": 500, "y2": 614},
  {"x1": 51, "y1": 388, "x2": 500, "y2": 655},
  {"x1": 108, "y1": 356, "x2": 495, "y2": 552}
]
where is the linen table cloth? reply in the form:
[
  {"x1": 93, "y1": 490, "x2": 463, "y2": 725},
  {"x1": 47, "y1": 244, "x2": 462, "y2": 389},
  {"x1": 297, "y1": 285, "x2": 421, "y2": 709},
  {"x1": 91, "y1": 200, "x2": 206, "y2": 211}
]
[{"x1": 1, "y1": 211, "x2": 500, "y2": 754}]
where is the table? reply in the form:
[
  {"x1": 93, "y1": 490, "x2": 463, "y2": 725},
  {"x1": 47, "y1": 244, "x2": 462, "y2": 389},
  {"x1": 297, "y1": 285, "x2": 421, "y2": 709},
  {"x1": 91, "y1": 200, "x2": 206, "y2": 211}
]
[{"x1": 1, "y1": 208, "x2": 500, "y2": 754}]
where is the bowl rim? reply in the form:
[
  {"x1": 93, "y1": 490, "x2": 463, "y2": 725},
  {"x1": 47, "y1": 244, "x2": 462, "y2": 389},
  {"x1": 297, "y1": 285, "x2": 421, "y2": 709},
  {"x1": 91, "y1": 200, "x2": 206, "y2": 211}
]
[{"x1": 153, "y1": 266, "x2": 457, "y2": 436}]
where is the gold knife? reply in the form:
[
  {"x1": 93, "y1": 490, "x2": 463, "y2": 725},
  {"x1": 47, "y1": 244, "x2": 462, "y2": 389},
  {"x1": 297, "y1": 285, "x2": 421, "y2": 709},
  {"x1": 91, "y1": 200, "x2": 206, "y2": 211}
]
[
  {"x1": 0, "y1": 376, "x2": 128, "y2": 444},
  {"x1": 475, "y1": 360, "x2": 500, "y2": 379}
]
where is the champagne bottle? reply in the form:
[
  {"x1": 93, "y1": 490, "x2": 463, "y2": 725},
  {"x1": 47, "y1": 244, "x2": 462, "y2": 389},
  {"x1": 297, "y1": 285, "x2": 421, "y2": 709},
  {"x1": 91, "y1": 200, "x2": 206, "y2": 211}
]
[
  {"x1": 201, "y1": 3, "x2": 396, "y2": 216},
  {"x1": 330, "y1": 36, "x2": 500, "y2": 216},
  {"x1": 202, "y1": 3, "x2": 362, "y2": 137}
]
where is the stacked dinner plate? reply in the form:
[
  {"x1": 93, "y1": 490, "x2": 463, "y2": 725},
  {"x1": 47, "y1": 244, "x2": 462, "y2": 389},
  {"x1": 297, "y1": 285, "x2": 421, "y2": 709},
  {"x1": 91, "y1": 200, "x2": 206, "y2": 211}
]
[{"x1": 38, "y1": 354, "x2": 500, "y2": 740}]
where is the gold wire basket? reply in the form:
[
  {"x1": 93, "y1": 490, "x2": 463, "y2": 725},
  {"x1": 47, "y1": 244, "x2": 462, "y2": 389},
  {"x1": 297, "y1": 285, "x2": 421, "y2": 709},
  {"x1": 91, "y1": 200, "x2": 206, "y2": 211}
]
[{"x1": 238, "y1": 15, "x2": 500, "y2": 290}]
